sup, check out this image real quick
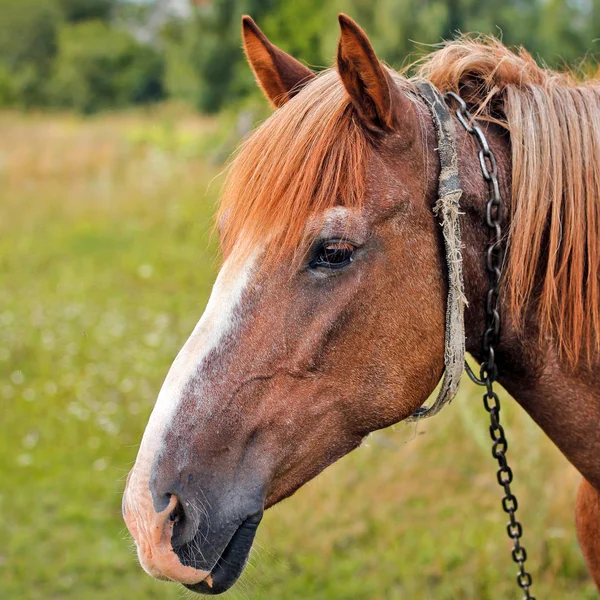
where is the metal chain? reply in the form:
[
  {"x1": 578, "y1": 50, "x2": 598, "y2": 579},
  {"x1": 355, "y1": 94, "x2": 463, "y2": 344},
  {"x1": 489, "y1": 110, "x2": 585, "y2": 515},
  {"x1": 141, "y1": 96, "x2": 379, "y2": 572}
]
[{"x1": 445, "y1": 91, "x2": 536, "y2": 600}]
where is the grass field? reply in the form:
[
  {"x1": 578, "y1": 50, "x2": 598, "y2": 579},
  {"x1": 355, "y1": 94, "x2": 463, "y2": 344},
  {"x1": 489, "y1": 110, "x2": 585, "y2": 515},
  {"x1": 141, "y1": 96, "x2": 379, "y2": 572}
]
[{"x1": 0, "y1": 107, "x2": 596, "y2": 600}]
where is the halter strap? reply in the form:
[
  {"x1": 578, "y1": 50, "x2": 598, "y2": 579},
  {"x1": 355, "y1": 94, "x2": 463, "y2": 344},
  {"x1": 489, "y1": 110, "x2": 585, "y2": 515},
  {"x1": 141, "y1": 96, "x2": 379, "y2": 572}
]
[{"x1": 410, "y1": 80, "x2": 467, "y2": 419}]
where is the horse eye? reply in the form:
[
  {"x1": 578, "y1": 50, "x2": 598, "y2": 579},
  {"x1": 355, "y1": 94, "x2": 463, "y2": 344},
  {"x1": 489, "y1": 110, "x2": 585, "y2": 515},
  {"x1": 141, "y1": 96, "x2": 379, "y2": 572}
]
[{"x1": 310, "y1": 240, "x2": 355, "y2": 270}]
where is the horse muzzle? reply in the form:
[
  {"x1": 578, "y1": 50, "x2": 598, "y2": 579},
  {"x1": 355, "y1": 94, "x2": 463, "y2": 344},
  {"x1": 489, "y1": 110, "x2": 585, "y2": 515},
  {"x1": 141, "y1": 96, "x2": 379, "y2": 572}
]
[{"x1": 123, "y1": 461, "x2": 264, "y2": 595}]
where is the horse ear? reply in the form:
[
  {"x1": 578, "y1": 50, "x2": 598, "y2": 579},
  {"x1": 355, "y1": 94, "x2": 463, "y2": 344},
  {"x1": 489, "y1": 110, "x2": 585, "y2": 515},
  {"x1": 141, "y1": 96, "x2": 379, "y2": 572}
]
[
  {"x1": 336, "y1": 14, "x2": 410, "y2": 131},
  {"x1": 242, "y1": 16, "x2": 316, "y2": 108}
]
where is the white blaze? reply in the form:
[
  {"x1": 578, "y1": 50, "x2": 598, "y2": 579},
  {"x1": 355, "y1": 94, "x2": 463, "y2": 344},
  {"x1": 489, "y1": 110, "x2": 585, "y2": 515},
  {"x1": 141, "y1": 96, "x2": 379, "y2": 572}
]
[{"x1": 136, "y1": 252, "x2": 256, "y2": 463}]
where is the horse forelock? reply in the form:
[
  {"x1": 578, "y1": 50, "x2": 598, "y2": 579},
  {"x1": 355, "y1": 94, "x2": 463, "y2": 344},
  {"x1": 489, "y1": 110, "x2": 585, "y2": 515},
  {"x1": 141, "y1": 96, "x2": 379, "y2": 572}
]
[{"x1": 217, "y1": 69, "x2": 382, "y2": 266}]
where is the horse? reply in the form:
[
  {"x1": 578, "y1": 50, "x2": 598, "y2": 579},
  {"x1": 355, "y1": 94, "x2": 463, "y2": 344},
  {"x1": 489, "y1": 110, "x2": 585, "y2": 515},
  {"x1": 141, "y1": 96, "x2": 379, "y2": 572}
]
[{"x1": 122, "y1": 14, "x2": 600, "y2": 595}]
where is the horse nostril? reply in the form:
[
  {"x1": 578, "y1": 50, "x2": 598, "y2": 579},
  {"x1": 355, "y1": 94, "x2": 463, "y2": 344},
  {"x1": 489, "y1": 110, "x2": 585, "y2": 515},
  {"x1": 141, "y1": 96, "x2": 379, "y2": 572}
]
[
  {"x1": 165, "y1": 495, "x2": 198, "y2": 549},
  {"x1": 169, "y1": 497, "x2": 185, "y2": 524}
]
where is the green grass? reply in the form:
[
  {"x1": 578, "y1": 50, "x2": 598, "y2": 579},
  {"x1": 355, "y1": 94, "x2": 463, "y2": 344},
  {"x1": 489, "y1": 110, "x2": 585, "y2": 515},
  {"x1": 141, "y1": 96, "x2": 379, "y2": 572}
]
[{"x1": 0, "y1": 108, "x2": 596, "y2": 600}]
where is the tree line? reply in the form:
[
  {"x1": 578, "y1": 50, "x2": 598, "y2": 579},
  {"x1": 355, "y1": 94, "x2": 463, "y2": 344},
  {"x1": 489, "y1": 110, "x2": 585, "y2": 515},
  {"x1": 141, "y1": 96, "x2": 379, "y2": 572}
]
[{"x1": 0, "y1": 0, "x2": 598, "y2": 114}]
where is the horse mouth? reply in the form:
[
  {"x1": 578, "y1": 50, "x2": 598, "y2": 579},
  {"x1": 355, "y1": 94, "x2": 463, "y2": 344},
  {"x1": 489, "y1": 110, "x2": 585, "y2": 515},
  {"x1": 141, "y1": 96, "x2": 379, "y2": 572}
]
[{"x1": 183, "y1": 513, "x2": 262, "y2": 595}]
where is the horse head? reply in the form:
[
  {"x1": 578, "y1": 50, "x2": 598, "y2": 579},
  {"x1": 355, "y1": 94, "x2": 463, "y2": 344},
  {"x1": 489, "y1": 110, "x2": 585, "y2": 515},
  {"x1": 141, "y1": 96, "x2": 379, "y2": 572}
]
[{"x1": 123, "y1": 14, "x2": 449, "y2": 594}]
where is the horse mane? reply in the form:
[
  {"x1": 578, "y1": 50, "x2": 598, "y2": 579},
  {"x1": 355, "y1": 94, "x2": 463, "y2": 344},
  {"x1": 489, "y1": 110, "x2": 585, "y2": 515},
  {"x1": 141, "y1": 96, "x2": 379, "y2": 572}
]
[
  {"x1": 219, "y1": 37, "x2": 600, "y2": 366},
  {"x1": 417, "y1": 37, "x2": 600, "y2": 365}
]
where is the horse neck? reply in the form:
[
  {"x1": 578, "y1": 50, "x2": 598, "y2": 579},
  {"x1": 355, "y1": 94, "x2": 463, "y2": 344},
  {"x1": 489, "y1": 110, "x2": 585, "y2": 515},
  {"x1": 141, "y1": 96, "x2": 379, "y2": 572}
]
[{"x1": 456, "y1": 118, "x2": 600, "y2": 490}]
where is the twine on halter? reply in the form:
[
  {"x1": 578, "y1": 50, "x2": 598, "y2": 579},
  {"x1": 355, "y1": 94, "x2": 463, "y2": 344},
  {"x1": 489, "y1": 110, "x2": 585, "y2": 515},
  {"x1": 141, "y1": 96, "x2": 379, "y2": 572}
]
[{"x1": 410, "y1": 80, "x2": 467, "y2": 420}]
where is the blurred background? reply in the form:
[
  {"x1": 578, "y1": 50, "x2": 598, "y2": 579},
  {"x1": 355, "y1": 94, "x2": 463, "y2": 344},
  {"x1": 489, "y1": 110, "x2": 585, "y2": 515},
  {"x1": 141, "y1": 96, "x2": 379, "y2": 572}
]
[{"x1": 1, "y1": 1, "x2": 599, "y2": 599}]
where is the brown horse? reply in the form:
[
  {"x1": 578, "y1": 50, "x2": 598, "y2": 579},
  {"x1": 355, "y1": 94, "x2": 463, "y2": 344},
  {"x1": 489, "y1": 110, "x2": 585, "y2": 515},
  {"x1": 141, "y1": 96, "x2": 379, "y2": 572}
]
[{"x1": 122, "y1": 14, "x2": 600, "y2": 595}]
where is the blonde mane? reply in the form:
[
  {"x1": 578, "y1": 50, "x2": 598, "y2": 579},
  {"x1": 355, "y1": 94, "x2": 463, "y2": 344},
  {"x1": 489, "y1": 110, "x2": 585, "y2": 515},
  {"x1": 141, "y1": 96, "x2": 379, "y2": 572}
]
[
  {"x1": 219, "y1": 37, "x2": 600, "y2": 365},
  {"x1": 418, "y1": 37, "x2": 600, "y2": 364}
]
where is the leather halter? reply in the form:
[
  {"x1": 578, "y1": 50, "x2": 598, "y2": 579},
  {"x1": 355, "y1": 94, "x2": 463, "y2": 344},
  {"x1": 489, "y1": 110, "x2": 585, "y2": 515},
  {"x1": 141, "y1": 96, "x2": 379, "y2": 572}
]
[{"x1": 410, "y1": 81, "x2": 467, "y2": 419}]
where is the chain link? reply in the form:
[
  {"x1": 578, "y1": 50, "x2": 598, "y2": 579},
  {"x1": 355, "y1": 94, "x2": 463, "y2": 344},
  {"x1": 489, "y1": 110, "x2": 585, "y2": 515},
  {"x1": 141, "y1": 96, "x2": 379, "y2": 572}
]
[{"x1": 445, "y1": 91, "x2": 536, "y2": 600}]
